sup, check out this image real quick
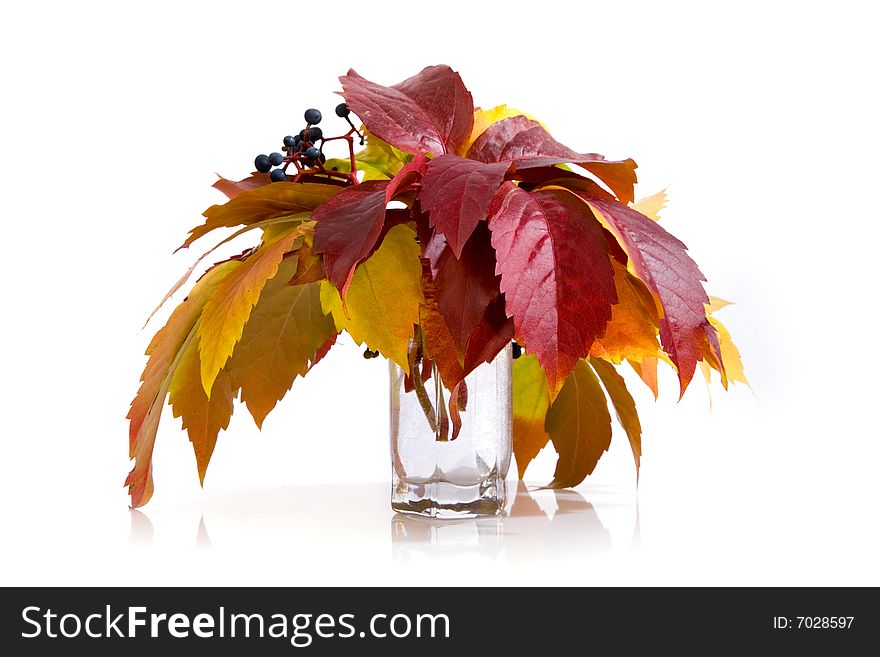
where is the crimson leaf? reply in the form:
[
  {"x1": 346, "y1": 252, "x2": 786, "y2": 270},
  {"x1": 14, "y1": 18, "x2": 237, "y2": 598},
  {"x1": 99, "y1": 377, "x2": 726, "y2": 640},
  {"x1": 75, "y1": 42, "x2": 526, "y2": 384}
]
[
  {"x1": 419, "y1": 154, "x2": 511, "y2": 257},
  {"x1": 468, "y1": 115, "x2": 638, "y2": 204},
  {"x1": 313, "y1": 156, "x2": 426, "y2": 294},
  {"x1": 488, "y1": 185, "x2": 617, "y2": 396},
  {"x1": 462, "y1": 295, "x2": 514, "y2": 374},
  {"x1": 340, "y1": 65, "x2": 474, "y2": 157},
  {"x1": 576, "y1": 193, "x2": 712, "y2": 395},
  {"x1": 433, "y1": 222, "x2": 502, "y2": 357}
]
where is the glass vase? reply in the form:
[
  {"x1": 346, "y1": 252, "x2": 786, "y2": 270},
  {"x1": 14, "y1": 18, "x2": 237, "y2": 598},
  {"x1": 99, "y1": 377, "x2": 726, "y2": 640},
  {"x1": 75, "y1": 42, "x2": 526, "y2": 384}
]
[{"x1": 389, "y1": 343, "x2": 512, "y2": 518}]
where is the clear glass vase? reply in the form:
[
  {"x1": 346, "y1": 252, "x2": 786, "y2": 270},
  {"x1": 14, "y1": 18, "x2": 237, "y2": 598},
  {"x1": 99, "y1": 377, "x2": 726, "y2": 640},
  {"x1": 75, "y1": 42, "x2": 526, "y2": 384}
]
[{"x1": 389, "y1": 343, "x2": 512, "y2": 518}]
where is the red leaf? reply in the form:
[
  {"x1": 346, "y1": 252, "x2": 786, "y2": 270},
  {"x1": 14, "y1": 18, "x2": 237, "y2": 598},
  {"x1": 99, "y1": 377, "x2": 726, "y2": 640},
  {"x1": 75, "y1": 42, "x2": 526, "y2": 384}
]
[
  {"x1": 340, "y1": 66, "x2": 474, "y2": 156},
  {"x1": 419, "y1": 154, "x2": 511, "y2": 257},
  {"x1": 577, "y1": 194, "x2": 711, "y2": 395},
  {"x1": 433, "y1": 222, "x2": 502, "y2": 358},
  {"x1": 462, "y1": 295, "x2": 514, "y2": 374},
  {"x1": 313, "y1": 157, "x2": 426, "y2": 294},
  {"x1": 488, "y1": 186, "x2": 617, "y2": 396},
  {"x1": 308, "y1": 334, "x2": 337, "y2": 372},
  {"x1": 420, "y1": 261, "x2": 511, "y2": 393},
  {"x1": 468, "y1": 116, "x2": 638, "y2": 204},
  {"x1": 419, "y1": 225, "x2": 448, "y2": 279},
  {"x1": 703, "y1": 322, "x2": 726, "y2": 379},
  {"x1": 419, "y1": 263, "x2": 466, "y2": 391},
  {"x1": 312, "y1": 180, "x2": 390, "y2": 293}
]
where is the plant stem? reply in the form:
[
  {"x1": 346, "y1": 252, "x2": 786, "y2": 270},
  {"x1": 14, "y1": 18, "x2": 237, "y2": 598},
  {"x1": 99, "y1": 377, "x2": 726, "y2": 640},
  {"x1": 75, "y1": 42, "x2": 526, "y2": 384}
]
[
  {"x1": 407, "y1": 331, "x2": 437, "y2": 433},
  {"x1": 434, "y1": 366, "x2": 450, "y2": 442}
]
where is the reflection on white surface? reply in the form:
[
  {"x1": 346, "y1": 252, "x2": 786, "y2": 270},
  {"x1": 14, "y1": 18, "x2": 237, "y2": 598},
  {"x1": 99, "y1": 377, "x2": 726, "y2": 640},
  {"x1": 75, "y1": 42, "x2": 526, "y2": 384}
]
[
  {"x1": 128, "y1": 510, "x2": 154, "y2": 547},
  {"x1": 390, "y1": 483, "x2": 622, "y2": 564},
  {"x1": 129, "y1": 481, "x2": 638, "y2": 575},
  {"x1": 196, "y1": 516, "x2": 212, "y2": 550}
]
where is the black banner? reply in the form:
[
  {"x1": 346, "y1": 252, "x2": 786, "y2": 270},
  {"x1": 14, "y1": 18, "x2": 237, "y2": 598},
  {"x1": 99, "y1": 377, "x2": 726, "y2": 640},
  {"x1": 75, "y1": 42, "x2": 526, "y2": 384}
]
[{"x1": 1, "y1": 587, "x2": 874, "y2": 654}]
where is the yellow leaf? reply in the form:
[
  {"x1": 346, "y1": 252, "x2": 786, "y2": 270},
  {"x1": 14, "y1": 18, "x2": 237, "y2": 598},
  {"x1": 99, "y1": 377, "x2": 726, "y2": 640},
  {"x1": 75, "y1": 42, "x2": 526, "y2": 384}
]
[
  {"x1": 145, "y1": 213, "x2": 311, "y2": 328},
  {"x1": 632, "y1": 188, "x2": 668, "y2": 222},
  {"x1": 126, "y1": 260, "x2": 239, "y2": 507},
  {"x1": 590, "y1": 259, "x2": 661, "y2": 363},
  {"x1": 699, "y1": 359, "x2": 715, "y2": 409},
  {"x1": 512, "y1": 353, "x2": 551, "y2": 479},
  {"x1": 229, "y1": 257, "x2": 336, "y2": 428},
  {"x1": 197, "y1": 224, "x2": 307, "y2": 396},
  {"x1": 706, "y1": 314, "x2": 749, "y2": 387},
  {"x1": 320, "y1": 224, "x2": 424, "y2": 372},
  {"x1": 707, "y1": 295, "x2": 734, "y2": 312},
  {"x1": 545, "y1": 360, "x2": 612, "y2": 488}
]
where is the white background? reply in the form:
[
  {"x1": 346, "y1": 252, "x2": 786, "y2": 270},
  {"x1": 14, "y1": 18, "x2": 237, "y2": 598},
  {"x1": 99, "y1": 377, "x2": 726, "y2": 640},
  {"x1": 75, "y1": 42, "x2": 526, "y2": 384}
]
[{"x1": 1, "y1": 0, "x2": 878, "y2": 586}]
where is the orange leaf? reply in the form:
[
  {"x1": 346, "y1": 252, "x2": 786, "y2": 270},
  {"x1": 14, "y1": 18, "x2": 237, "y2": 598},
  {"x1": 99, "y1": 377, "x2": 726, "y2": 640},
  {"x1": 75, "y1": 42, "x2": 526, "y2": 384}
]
[
  {"x1": 168, "y1": 333, "x2": 235, "y2": 485},
  {"x1": 181, "y1": 181, "x2": 339, "y2": 249},
  {"x1": 212, "y1": 173, "x2": 271, "y2": 199},
  {"x1": 286, "y1": 225, "x2": 325, "y2": 287},
  {"x1": 590, "y1": 259, "x2": 661, "y2": 363},
  {"x1": 629, "y1": 357, "x2": 659, "y2": 399},
  {"x1": 126, "y1": 260, "x2": 240, "y2": 508},
  {"x1": 590, "y1": 357, "x2": 642, "y2": 478},
  {"x1": 545, "y1": 360, "x2": 612, "y2": 488}
]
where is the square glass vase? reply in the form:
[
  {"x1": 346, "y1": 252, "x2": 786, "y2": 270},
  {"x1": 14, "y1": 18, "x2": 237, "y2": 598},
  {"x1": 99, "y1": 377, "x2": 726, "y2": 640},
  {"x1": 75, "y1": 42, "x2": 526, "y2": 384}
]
[{"x1": 389, "y1": 343, "x2": 512, "y2": 518}]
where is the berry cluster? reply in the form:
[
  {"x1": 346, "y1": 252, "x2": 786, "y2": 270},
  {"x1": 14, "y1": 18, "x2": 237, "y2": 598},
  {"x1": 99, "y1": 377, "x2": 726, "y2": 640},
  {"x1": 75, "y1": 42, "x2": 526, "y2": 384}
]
[{"x1": 253, "y1": 104, "x2": 364, "y2": 184}]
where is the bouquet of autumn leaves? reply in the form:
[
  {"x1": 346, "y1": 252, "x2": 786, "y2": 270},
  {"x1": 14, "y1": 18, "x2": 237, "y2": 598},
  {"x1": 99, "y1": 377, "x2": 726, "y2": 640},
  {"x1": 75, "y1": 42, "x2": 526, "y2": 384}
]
[{"x1": 127, "y1": 65, "x2": 745, "y2": 508}]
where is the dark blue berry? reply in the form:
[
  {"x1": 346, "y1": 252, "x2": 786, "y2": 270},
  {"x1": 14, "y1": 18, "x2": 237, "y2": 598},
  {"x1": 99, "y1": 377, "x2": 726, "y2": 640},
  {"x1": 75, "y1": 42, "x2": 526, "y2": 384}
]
[
  {"x1": 283, "y1": 135, "x2": 297, "y2": 149},
  {"x1": 299, "y1": 129, "x2": 308, "y2": 140},
  {"x1": 269, "y1": 169, "x2": 287, "y2": 183},
  {"x1": 335, "y1": 103, "x2": 350, "y2": 117},
  {"x1": 318, "y1": 152, "x2": 326, "y2": 164},
  {"x1": 511, "y1": 342, "x2": 523, "y2": 359},
  {"x1": 268, "y1": 152, "x2": 285, "y2": 166},
  {"x1": 308, "y1": 126, "x2": 323, "y2": 142},
  {"x1": 304, "y1": 108, "x2": 322, "y2": 124},
  {"x1": 304, "y1": 146, "x2": 320, "y2": 160},
  {"x1": 254, "y1": 154, "x2": 271, "y2": 173}
]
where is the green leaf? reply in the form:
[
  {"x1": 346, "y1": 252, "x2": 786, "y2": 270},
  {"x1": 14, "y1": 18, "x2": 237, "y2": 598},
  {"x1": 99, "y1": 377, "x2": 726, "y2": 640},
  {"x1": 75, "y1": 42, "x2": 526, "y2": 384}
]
[
  {"x1": 324, "y1": 131, "x2": 411, "y2": 181},
  {"x1": 512, "y1": 353, "x2": 551, "y2": 478}
]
